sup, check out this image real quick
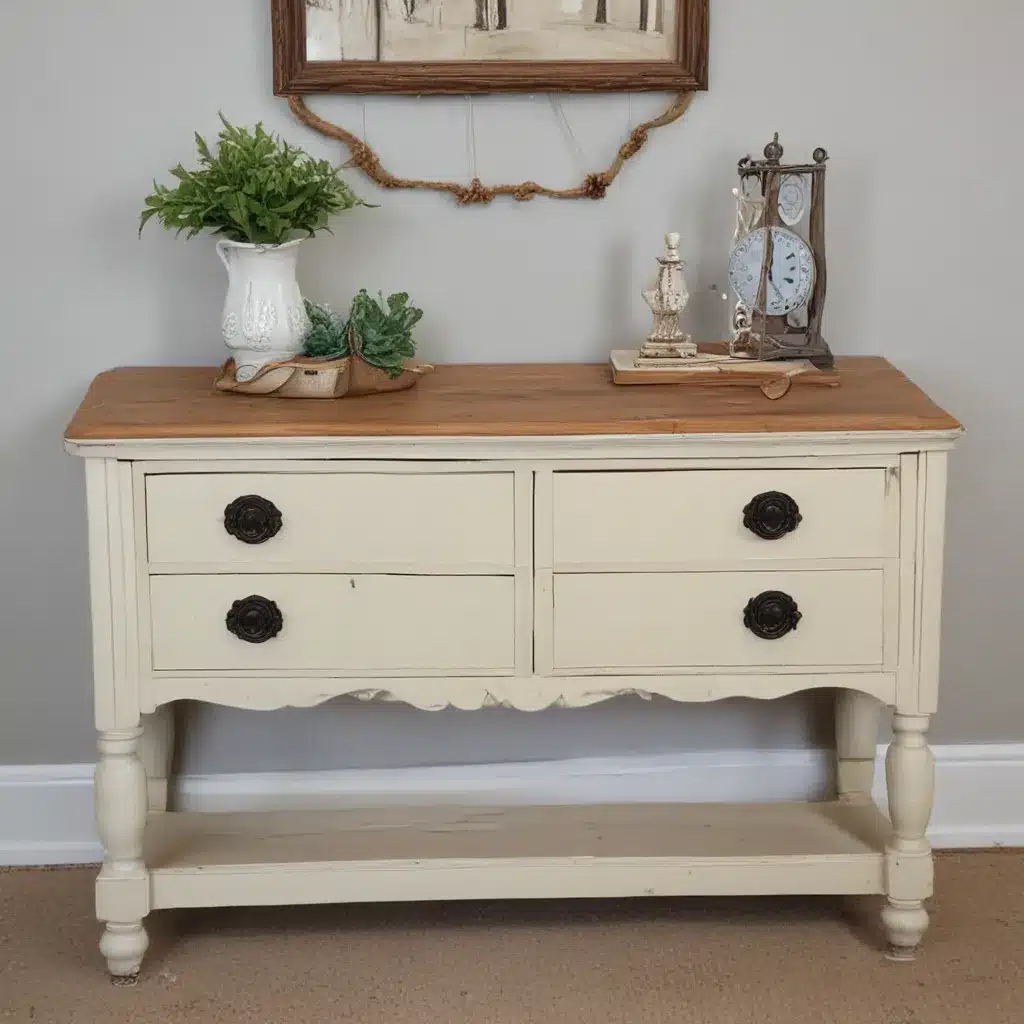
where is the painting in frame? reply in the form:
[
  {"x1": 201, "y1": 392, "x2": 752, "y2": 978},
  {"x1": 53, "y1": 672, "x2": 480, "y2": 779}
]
[{"x1": 272, "y1": 0, "x2": 708, "y2": 93}]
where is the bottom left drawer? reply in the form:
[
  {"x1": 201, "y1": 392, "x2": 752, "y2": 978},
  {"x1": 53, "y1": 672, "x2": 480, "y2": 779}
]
[{"x1": 149, "y1": 574, "x2": 516, "y2": 673}]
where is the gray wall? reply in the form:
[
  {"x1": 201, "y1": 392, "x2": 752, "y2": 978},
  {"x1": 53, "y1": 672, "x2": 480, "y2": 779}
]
[{"x1": 1, "y1": 0, "x2": 1021, "y2": 770}]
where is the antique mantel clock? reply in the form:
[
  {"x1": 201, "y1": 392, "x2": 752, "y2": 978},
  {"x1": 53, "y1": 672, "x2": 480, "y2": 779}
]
[{"x1": 727, "y1": 135, "x2": 833, "y2": 369}]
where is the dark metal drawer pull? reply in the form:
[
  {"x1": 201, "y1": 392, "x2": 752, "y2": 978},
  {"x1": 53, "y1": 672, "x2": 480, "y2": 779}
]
[
  {"x1": 743, "y1": 591, "x2": 801, "y2": 640},
  {"x1": 226, "y1": 595, "x2": 283, "y2": 643},
  {"x1": 223, "y1": 494, "x2": 282, "y2": 545},
  {"x1": 742, "y1": 491, "x2": 802, "y2": 540}
]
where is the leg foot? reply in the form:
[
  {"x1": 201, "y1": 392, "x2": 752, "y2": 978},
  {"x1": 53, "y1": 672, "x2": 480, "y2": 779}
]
[
  {"x1": 95, "y1": 728, "x2": 151, "y2": 979},
  {"x1": 882, "y1": 713, "x2": 934, "y2": 960},
  {"x1": 882, "y1": 899, "x2": 929, "y2": 961},
  {"x1": 101, "y1": 921, "x2": 149, "y2": 980}
]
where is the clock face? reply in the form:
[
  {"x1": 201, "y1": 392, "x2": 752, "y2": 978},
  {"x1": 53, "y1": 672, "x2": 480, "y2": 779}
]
[
  {"x1": 728, "y1": 226, "x2": 815, "y2": 317},
  {"x1": 777, "y1": 174, "x2": 807, "y2": 226}
]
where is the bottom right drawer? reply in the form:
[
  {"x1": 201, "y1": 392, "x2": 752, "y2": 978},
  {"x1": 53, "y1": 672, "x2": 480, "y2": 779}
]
[{"x1": 552, "y1": 570, "x2": 885, "y2": 671}]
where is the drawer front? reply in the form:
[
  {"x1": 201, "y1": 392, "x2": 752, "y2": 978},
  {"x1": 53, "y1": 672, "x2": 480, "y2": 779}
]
[
  {"x1": 551, "y1": 469, "x2": 893, "y2": 566},
  {"x1": 146, "y1": 472, "x2": 515, "y2": 568},
  {"x1": 552, "y1": 570, "x2": 884, "y2": 670},
  {"x1": 150, "y1": 574, "x2": 515, "y2": 672}
]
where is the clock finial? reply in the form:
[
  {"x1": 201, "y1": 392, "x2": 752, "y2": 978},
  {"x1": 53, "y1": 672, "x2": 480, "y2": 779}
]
[{"x1": 764, "y1": 134, "x2": 784, "y2": 164}]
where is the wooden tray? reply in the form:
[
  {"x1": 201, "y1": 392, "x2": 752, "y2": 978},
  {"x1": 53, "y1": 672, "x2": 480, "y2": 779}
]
[{"x1": 610, "y1": 347, "x2": 840, "y2": 399}]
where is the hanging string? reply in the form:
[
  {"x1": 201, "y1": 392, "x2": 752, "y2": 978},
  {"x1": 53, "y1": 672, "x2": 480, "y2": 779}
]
[
  {"x1": 548, "y1": 95, "x2": 586, "y2": 178},
  {"x1": 287, "y1": 91, "x2": 697, "y2": 205},
  {"x1": 466, "y1": 96, "x2": 479, "y2": 183}
]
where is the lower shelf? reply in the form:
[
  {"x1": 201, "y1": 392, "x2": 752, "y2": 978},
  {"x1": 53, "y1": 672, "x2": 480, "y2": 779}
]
[{"x1": 144, "y1": 800, "x2": 891, "y2": 910}]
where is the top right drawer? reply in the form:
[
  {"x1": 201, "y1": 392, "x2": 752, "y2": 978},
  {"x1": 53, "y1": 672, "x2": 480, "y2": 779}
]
[{"x1": 550, "y1": 469, "x2": 897, "y2": 566}]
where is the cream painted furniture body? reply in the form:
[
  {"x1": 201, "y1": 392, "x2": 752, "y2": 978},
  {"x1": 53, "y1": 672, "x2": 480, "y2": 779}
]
[{"x1": 64, "y1": 361, "x2": 961, "y2": 978}]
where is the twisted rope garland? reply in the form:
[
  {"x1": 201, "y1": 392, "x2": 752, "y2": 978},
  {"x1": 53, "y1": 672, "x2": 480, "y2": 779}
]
[{"x1": 288, "y1": 92, "x2": 695, "y2": 205}]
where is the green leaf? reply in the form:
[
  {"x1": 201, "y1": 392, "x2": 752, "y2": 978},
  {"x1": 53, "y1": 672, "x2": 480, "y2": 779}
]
[
  {"x1": 345, "y1": 289, "x2": 424, "y2": 378},
  {"x1": 194, "y1": 132, "x2": 212, "y2": 163},
  {"x1": 300, "y1": 298, "x2": 349, "y2": 359}
]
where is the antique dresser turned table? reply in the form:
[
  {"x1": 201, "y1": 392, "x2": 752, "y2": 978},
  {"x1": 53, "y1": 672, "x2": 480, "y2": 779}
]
[{"x1": 64, "y1": 360, "x2": 961, "y2": 978}]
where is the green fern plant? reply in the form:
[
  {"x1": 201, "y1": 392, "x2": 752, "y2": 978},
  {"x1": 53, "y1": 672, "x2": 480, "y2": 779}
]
[{"x1": 139, "y1": 115, "x2": 370, "y2": 245}]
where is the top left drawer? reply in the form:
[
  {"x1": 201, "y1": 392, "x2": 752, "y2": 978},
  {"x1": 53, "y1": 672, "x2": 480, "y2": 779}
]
[{"x1": 144, "y1": 471, "x2": 516, "y2": 570}]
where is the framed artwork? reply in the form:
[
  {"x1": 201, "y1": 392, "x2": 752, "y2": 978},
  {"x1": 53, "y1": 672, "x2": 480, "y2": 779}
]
[{"x1": 272, "y1": 0, "x2": 709, "y2": 94}]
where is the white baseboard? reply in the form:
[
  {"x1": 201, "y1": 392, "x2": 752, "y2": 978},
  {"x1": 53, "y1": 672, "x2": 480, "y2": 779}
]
[
  {"x1": 2, "y1": 744, "x2": 1022, "y2": 867},
  {"x1": 0, "y1": 764, "x2": 103, "y2": 867}
]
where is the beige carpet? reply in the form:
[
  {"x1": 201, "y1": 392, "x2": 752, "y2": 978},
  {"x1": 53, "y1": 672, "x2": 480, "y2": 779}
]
[{"x1": 1, "y1": 852, "x2": 1021, "y2": 1024}]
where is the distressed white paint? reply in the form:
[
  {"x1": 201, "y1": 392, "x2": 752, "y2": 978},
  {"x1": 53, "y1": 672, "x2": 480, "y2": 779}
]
[
  {"x1": 836, "y1": 690, "x2": 881, "y2": 799},
  {"x1": 150, "y1": 574, "x2": 517, "y2": 673},
  {"x1": 140, "y1": 706, "x2": 175, "y2": 813},
  {"x1": 143, "y1": 802, "x2": 890, "y2": 910},
  {"x1": 551, "y1": 570, "x2": 885, "y2": 670},
  {"x1": 551, "y1": 468, "x2": 896, "y2": 565},
  {"x1": 145, "y1": 469, "x2": 516, "y2": 569},
  {"x1": 94, "y1": 728, "x2": 149, "y2": 978},
  {"x1": 143, "y1": 672, "x2": 898, "y2": 713},
  {"x1": 882, "y1": 712, "x2": 936, "y2": 957},
  {"x1": 65, "y1": 430, "x2": 960, "y2": 462},
  {"x1": 67, "y1": 427, "x2": 957, "y2": 973}
]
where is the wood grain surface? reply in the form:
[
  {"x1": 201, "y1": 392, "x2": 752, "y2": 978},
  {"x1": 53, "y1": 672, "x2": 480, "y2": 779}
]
[{"x1": 65, "y1": 359, "x2": 961, "y2": 441}]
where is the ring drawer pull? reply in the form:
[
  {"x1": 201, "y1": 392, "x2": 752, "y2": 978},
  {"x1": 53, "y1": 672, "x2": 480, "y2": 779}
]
[
  {"x1": 742, "y1": 491, "x2": 802, "y2": 540},
  {"x1": 224, "y1": 494, "x2": 283, "y2": 545},
  {"x1": 743, "y1": 591, "x2": 801, "y2": 640},
  {"x1": 226, "y1": 595, "x2": 283, "y2": 643}
]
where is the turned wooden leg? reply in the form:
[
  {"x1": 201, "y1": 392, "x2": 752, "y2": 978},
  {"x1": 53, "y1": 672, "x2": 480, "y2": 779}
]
[
  {"x1": 140, "y1": 705, "x2": 175, "y2": 813},
  {"x1": 95, "y1": 727, "x2": 150, "y2": 981},
  {"x1": 835, "y1": 690, "x2": 881, "y2": 800},
  {"x1": 882, "y1": 713, "x2": 934, "y2": 960}
]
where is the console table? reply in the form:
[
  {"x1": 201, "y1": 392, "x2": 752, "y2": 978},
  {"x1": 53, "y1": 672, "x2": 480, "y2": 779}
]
[{"x1": 64, "y1": 359, "x2": 961, "y2": 978}]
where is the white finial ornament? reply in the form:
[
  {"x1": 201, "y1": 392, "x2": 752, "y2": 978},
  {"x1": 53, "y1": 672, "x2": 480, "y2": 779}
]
[{"x1": 639, "y1": 232, "x2": 696, "y2": 359}]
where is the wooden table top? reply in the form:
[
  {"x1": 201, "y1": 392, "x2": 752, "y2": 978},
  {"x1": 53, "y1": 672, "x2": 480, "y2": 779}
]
[{"x1": 65, "y1": 359, "x2": 961, "y2": 441}]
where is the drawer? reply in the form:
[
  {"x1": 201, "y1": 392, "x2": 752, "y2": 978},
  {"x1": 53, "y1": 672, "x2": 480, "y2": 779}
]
[
  {"x1": 150, "y1": 574, "x2": 515, "y2": 672},
  {"x1": 552, "y1": 570, "x2": 884, "y2": 670},
  {"x1": 146, "y1": 471, "x2": 515, "y2": 569},
  {"x1": 550, "y1": 469, "x2": 894, "y2": 566}
]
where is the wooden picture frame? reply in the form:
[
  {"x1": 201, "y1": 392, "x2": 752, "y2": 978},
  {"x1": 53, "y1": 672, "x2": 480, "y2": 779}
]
[{"x1": 272, "y1": 0, "x2": 708, "y2": 94}]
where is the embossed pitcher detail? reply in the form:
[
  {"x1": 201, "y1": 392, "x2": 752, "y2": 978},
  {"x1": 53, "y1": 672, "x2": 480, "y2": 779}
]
[{"x1": 216, "y1": 239, "x2": 310, "y2": 382}]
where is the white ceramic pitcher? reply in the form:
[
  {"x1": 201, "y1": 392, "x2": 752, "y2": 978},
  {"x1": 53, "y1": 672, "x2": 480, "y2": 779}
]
[{"x1": 216, "y1": 238, "x2": 310, "y2": 381}]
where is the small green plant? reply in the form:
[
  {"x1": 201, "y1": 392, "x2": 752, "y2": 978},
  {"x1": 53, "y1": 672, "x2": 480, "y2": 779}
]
[
  {"x1": 301, "y1": 291, "x2": 424, "y2": 378},
  {"x1": 139, "y1": 115, "x2": 369, "y2": 245},
  {"x1": 301, "y1": 300, "x2": 349, "y2": 360},
  {"x1": 348, "y1": 290, "x2": 424, "y2": 378}
]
